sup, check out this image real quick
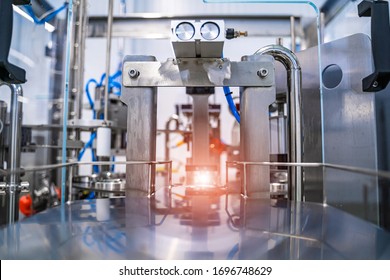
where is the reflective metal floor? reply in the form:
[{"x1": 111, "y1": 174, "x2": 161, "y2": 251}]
[{"x1": 1, "y1": 186, "x2": 390, "y2": 259}]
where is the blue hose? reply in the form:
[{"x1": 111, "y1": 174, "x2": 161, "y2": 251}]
[
  {"x1": 221, "y1": 53, "x2": 240, "y2": 123},
  {"x1": 223, "y1": 86, "x2": 240, "y2": 123},
  {"x1": 77, "y1": 132, "x2": 97, "y2": 161},
  {"x1": 85, "y1": 79, "x2": 98, "y2": 118},
  {"x1": 227, "y1": 243, "x2": 239, "y2": 260}
]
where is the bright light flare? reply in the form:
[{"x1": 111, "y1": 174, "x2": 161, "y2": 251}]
[{"x1": 192, "y1": 170, "x2": 216, "y2": 187}]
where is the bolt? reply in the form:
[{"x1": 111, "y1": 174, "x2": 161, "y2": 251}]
[
  {"x1": 128, "y1": 68, "x2": 140, "y2": 79},
  {"x1": 373, "y1": 81, "x2": 379, "y2": 88},
  {"x1": 257, "y1": 68, "x2": 269, "y2": 78}
]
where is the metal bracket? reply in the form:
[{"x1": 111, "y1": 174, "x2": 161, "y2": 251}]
[
  {"x1": 358, "y1": 0, "x2": 390, "y2": 92},
  {"x1": 122, "y1": 57, "x2": 275, "y2": 88},
  {"x1": 0, "y1": 181, "x2": 30, "y2": 195}
]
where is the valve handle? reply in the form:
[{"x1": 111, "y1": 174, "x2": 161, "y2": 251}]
[
  {"x1": 358, "y1": 0, "x2": 390, "y2": 92},
  {"x1": 0, "y1": 0, "x2": 29, "y2": 84}
]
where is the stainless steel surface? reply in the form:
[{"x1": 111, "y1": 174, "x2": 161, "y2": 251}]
[
  {"x1": 175, "y1": 22, "x2": 195, "y2": 40},
  {"x1": 191, "y1": 94, "x2": 211, "y2": 165},
  {"x1": 240, "y1": 55, "x2": 276, "y2": 198},
  {"x1": 293, "y1": 34, "x2": 379, "y2": 224},
  {"x1": 121, "y1": 56, "x2": 158, "y2": 197},
  {"x1": 200, "y1": 22, "x2": 220, "y2": 40},
  {"x1": 0, "y1": 83, "x2": 23, "y2": 225},
  {"x1": 256, "y1": 45, "x2": 303, "y2": 202},
  {"x1": 122, "y1": 59, "x2": 275, "y2": 87},
  {"x1": 104, "y1": 0, "x2": 114, "y2": 123},
  {"x1": 0, "y1": 188, "x2": 389, "y2": 259},
  {"x1": 87, "y1": 15, "x2": 304, "y2": 39},
  {"x1": 171, "y1": 20, "x2": 225, "y2": 58}
]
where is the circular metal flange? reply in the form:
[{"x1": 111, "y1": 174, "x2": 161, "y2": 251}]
[
  {"x1": 72, "y1": 173, "x2": 125, "y2": 193},
  {"x1": 175, "y1": 22, "x2": 195, "y2": 41},
  {"x1": 200, "y1": 22, "x2": 220, "y2": 40}
]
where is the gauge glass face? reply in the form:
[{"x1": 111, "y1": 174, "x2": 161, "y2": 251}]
[
  {"x1": 200, "y1": 22, "x2": 220, "y2": 40},
  {"x1": 175, "y1": 22, "x2": 195, "y2": 40}
]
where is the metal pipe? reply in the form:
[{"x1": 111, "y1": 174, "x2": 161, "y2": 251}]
[
  {"x1": 104, "y1": 0, "x2": 114, "y2": 122},
  {"x1": 255, "y1": 45, "x2": 303, "y2": 201},
  {"x1": 74, "y1": 0, "x2": 88, "y2": 119},
  {"x1": 0, "y1": 83, "x2": 23, "y2": 225}
]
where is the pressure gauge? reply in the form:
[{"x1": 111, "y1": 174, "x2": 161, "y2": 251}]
[
  {"x1": 200, "y1": 22, "x2": 220, "y2": 40},
  {"x1": 175, "y1": 22, "x2": 195, "y2": 40}
]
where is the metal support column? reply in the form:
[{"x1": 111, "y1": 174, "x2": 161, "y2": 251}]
[
  {"x1": 240, "y1": 55, "x2": 276, "y2": 198},
  {"x1": 121, "y1": 55, "x2": 157, "y2": 197},
  {"x1": 187, "y1": 89, "x2": 212, "y2": 165}
]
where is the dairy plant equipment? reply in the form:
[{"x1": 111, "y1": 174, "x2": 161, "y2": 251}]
[{"x1": 0, "y1": 0, "x2": 390, "y2": 260}]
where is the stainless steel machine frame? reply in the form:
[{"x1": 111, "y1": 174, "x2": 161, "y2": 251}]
[{"x1": 121, "y1": 54, "x2": 276, "y2": 198}]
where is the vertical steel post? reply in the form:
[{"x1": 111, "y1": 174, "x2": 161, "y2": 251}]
[
  {"x1": 121, "y1": 56, "x2": 157, "y2": 197},
  {"x1": 240, "y1": 55, "x2": 276, "y2": 198}
]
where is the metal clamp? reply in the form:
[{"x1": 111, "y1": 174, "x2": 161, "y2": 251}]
[{"x1": 0, "y1": 181, "x2": 30, "y2": 195}]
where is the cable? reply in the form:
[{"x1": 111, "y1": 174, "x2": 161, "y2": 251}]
[
  {"x1": 24, "y1": 2, "x2": 68, "y2": 25},
  {"x1": 223, "y1": 86, "x2": 240, "y2": 123},
  {"x1": 227, "y1": 243, "x2": 239, "y2": 260},
  {"x1": 85, "y1": 79, "x2": 98, "y2": 118}
]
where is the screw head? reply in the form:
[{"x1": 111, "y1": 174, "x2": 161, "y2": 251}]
[
  {"x1": 257, "y1": 68, "x2": 269, "y2": 78},
  {"x1": 373, "y1": 81, "x2": 379, "y2": 88},
  {"x1": 128, "y1": 68, "x2": 140, "y2": 78}
]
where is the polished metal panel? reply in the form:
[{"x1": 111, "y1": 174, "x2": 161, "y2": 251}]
[
  {"x1": 289, "y1": 34, "x2": 379, "y2": 223},
  {"x1": 0, "y1": 187, "x2": 389, "y2": 259},
  {"x1": 122, "y1": 59, "x2": 274, "y2": 87},
  {"x1": 191, "y1": 94, "x2": 211, "y2": 165},
  {"x1": 120, "y1": 56, "x2": 158, "y2": 197},
  {"x1": 240, "y1": 55, "x2": 276, "y2": 198}
]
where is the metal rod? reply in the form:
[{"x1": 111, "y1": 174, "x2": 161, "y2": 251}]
[
  {"x1": 61, "y1": 0, "x2": 74, "y2": 205},
  {"x1": 290, "y1": 16, "x2": 296, "y2": 52},
  {"x1": 168, "y1": 162, "x2": 172, "y2": 187},
  {"x1": 320, "y1": 12, "x2": 325, "y2": 44},
  {"x1": 0, "y1": 83, "x2": 23, "y2": 225},
  {"x1": 75, "y1": 0, "x2": 88, "y2": 119},
  {"x1": 104, "y1": 0, "x2": 114, "y2": 122},
  {"x1": 68, "y1": 165, "x2": 73, "y2": 202},
  {"x1": 255, "y1": 45, "x2": 303, "y2": 201},
  {"x1": 243, "y1": 163, "x2": 247, "y2": 198}
]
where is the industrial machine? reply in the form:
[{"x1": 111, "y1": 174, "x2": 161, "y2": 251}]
[{"x1": 0, "y1": 0, "x2": 390, "y2": 260}]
